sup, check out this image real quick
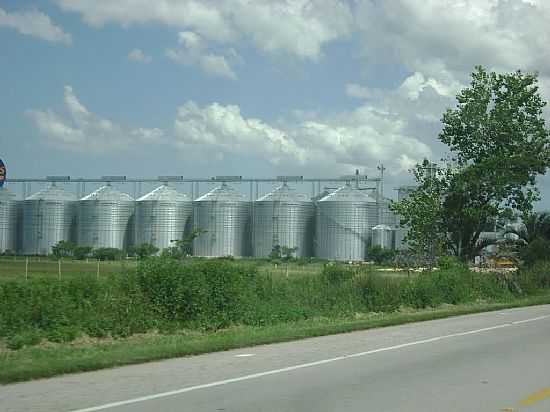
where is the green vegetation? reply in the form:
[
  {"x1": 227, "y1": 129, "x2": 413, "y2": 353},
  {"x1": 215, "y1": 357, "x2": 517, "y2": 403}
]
[
  {"x1": 1, "y1": 257, "x2": 550, "y2": 383},
  {"x1": 392, "y1": 66, "x2": 550, "y2": 261}
]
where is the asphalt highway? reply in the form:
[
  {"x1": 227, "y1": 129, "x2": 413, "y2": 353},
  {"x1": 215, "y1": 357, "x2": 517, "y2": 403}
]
[{"x1": 2, "y1": 304, "x2": 550, "y2": 412}]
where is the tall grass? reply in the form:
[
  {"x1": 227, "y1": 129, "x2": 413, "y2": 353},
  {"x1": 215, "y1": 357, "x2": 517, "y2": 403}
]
[{"x1": 1, "y1": 258, "x2": 548, "y2": 350}]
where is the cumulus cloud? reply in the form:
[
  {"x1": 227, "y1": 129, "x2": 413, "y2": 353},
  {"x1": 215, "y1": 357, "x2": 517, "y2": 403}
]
[
  {"x1": 57, "y1": 0, "x2": 352, "y2": 60},
  {"x1": 27, "y1": 86, "x2": 164, "y2": 153},
  {"x1": 355, "y1": 0, "x2": 550, "y2": 91},
  {"x1": 0, "y1": 7, "x2": 72, "y2": 44},
  {"x1": 128, "y1": 48, "x2": 152, "y2": 63},
  {"x1": 173, "y1": 101, "x2": 432, "y2": 175},
  {"x1": 166, "y1": 31, "x2": 237, "y2": 79}
]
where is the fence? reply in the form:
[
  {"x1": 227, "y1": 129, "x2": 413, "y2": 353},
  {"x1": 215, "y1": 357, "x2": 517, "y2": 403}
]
[{"x1": 0, "y1": 257, "x2": 136, "y2": 281}]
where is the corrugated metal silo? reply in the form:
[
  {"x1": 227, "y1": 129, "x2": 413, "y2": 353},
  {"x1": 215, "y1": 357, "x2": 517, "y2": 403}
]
[
  {"x1": 0, "y1": 187, "x2": 17, "y2": 253},
  {"x1": 135, "y1": 185, "x2": 192, "y2": 251},
  {"x1": 315, "y1": 184, "x2": 377, "y2": 261},
  {"x1": 372, "y1": 224, "x2": 394, "y2": 250},
  {"x1": 77, "y1": 185, "x2": 134, "y2": 250},
  {"x1": 252, "y1": 184, "x2": 314, "y2": 257},
  {"x1": 378, "y1": 198, "x2": 399, "y2": 227},
  {"x1": 193, "y1": 183, "x2": 250, "y2": 257},
  {"x1": 22, "y1": 184, "x2": 76, "y2": 255}
]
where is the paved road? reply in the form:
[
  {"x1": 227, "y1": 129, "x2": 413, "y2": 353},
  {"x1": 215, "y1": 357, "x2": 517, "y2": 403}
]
[{"x1": 2, "y1": 305, "x2": 550, "y2": 412}]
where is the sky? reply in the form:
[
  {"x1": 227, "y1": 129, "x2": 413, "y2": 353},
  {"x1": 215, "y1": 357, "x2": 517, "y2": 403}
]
[{"x1": 1, "y1": 0, "x2": 550, "y2": 205}]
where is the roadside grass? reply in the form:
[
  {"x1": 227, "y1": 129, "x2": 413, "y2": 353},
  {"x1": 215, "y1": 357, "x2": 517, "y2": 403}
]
[{"x1": 2, "y1": 294, "x2": 550, "y2": 384}]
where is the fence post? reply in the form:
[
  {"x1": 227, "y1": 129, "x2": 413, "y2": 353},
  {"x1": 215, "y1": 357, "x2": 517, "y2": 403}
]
[
  {"x1": 25, "y1": 257, "x2": 29, "y2": 281},
  {"x1": 97, "y1": 259, "x2": 100, "y2": 279},
  {"x1": 58, "y1": 259, "x2": 61, "y2": 280}
]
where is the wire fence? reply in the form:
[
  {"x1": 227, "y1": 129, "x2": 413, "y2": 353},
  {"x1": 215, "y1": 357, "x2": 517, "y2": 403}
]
[{"x1": 0, "y1": 257, "x2": 136, "y2": 281}]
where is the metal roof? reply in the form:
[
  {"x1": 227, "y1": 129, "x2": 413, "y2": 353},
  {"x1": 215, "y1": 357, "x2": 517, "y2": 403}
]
[
  {"x1": 317, "y1": 184, "x2": 376, "y2": 203},
  {"x1": 80, "y1": 185, "x2": 134, "y2": 201},
  {"x1": 372, "y1": 224, "x2": 393, "y2": 230},
  {"x1": 194, "y1": 183, "x2": 247, "y2": 202},
  {"x1": 0, "y1": 187, "x2": 16, "y2": 201},
  {"x1": 25, "y1": 184, "x2": 76, "y2": 201},
  {"x1": 256, "y1": 183, "x2": 311, "y2": 202},
  {"x1": 137, "y1": 184, "x2": 190, "y2": 202}
]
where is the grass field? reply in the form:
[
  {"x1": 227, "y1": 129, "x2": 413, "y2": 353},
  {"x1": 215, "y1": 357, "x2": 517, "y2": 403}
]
[
  {"x1": 0, "y1": 257, "x2": 137, "y2": 281},
  {"x1": 0, "y1": 257, "x2": 406, "y2": 281}
]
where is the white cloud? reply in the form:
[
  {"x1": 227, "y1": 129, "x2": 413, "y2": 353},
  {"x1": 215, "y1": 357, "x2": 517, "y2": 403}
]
[
  {"x1": 355, "y1": 0, "x2": 550, "y2": 88},
  {"x1": 173, "y1": 101, "x2": 432, "y2": 175},
  {"x1": 346, "y1": 84, "x2": 373, "y2": 99},
  {"x1": 0, "y1": 7, "x2": 72, "y2": 44},
  {"x1": 166, "y1": 31, "x2": 237, "y2": 79},
  {"x1": 57, "y1": 0, "x2": 352, "y2": 60},
  {"x1": 128, "y1": 48, "x2": 152, "y2": 63},
  {"x1": 28, "y1": 86, "x2": 164, "y2": 153}
]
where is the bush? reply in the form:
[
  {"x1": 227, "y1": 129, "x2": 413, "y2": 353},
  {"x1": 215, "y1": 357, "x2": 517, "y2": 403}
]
[
  {"x1": 6, "y1": 330, "x2": 42, "y2": 350},
  {"x1": 47, "y1": 326, "x2": 80, "y2": 343},
  {"x1": 367, "y1": 246, "x2": 396, "y2": 265},
  {"x1": 93, "y1": 248, "x2": 124, "y2": 261},
  {"x1": 520, "y1": 238, "x2": 550, "y2": 267},
  {"x1": 355, "y1": 274, "x2": 402, "y2": 312},
  {"x1": 1, "y1": 257, "x2": 548, "y2": 346},
  {"x1": 73, "y1": 246, "x2": 93, "y2": 260},
  {"x1": 320, "y1": 264, "x2": 354, "y2": 285}
]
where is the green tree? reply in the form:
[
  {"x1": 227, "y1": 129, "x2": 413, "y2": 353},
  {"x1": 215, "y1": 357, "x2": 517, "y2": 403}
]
[
  {"x1": 93, "y1": 248, "x2": 124, "y2": 261},
  {"x1": 269, "y1": 245, "x2": 282, "y2": 260},
  {"x1": 393, "y1": 66, "x2": 550, "y2": 261},
  {"x1": 281, "y1": 246, "x2": 298, "y2": 260},
  {"x1": 165, "y1": 229, "x2": 207, "y2": 259},
  {"x1": 73, "y1": 246, "x2": 93, "y2": 260},
  {"x1": 391, "y1": 159, "x2": 450, "y2": 263},
  {"x1": 128, "y1": 243, "x2": 159, "y2": 259},
  {"x1": 51, "y1": 240, "x2": 76, "y2": 258}
]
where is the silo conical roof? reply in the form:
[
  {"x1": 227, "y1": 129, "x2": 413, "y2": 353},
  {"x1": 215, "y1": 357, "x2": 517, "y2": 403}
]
[
  {"x1": 195, "y1": 183, "x2": 246, "y2": 202},
  {"x1": 0, "y1": 187, "x2": 16, "y2": 200},
  {"x1": 25, "y1": 184, "x2": 76, "y2": 201},
  {"x1": 137, "y1": 185, "x2": 190, "y2": 202},
  {"x1": 256, "y1": 184, "x2": 310, "y2": 202},
  {"x1": 318, "y1": 184, "x2": 376, "y2": 203},
  {"x1": 81, "y1": 185, "x2": 134, "y2": 201},
  {"x1": 373, "y1": 224, "x2": 392, "y2": 230}
]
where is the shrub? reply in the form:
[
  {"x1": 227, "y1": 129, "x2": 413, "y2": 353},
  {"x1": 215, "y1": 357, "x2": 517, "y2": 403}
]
[
  {"x1": 320, "y1": 264, "x2": 354, "y2": 285},
  {"x1": 6, "y1": 330, "x2": 42, "y2": 350},
  {"x1": 93, "y1": 248, "x2": 124, "y2": 261},
  {"x1": 355, "y1": 274, "x2": 402, "y2": 312},
  {"x1": 367, "y1": 246, "x2": 396, "y2": 265},
  {"x1": 520, "y1": 238, "x2": 550, "y2": 267},
  {"x1": 47, "y1": 326, "x2": 80, "y2": 343}
]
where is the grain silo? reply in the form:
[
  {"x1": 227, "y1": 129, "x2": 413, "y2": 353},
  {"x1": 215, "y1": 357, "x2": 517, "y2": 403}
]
[
  {"x1": 378, "y1": 198, "x2": 399, "y2": 228},
  {"x1": 372, "y1": 224, "x2": 394, "y2": 250},
  {"x1": 193, "y1": 183, "x2": 250, "y2": 257},
  {"x1": 21, "y1": 184, "x2": 76, "y2": 255},
  {"x1": 252, "y1": 183, "x2": 314, "y2": 258},
  {"x1": 77, "y1": 185, "x2": 134, "y2": 250},
  {"x1": 315, "y1": 184, "x2": 377, "y2": 261},
  {"x1": 0, "y1": 187, "x2": 17, "y2": 253},
  {"x1": 135, "y1": 185, "x2": 192, "y2": 252}
]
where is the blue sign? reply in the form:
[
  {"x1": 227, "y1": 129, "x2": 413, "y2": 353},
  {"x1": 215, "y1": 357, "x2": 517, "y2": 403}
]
[{"x1": 0, "y1": 158, "x2": 5, "y2": 188}]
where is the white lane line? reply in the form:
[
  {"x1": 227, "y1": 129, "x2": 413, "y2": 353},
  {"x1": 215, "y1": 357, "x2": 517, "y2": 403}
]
[
  {"x1": 235, "y1": 354, "x2": 255, "y2": 357},
  {"x1": 68, "y1": 313, "x2": 550, "y2": 412},
  {"x1": 512, "y1": 314, "x2": 550, "y2": 325}
]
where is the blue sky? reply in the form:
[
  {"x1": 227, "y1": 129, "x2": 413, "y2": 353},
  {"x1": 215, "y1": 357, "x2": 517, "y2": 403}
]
[{"x1": 2, "y1": 0, "x2": 550, "y2": 206}]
